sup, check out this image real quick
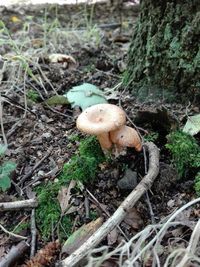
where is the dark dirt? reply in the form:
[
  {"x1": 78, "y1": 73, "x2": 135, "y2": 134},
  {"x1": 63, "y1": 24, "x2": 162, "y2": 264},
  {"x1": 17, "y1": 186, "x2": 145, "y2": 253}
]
[{"x1": 0, "y1": 1, "x2": 199, "y2": 266}]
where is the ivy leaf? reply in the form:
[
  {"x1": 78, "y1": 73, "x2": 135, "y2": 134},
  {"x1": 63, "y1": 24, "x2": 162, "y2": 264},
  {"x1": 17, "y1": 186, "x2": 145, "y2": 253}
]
[
  {"x1": 64, "y1": 83, "x2": 107, "y2": 110},
  {"x1": 0, "y1": 174, "x2": 11, "y2": 191},
  {"x1": 2, "y1": 162, "x2": 16, "y2": 175},
  {"x1": 0, "y1": 144, "x2": 7, "y2": 156},
  {"x1": 183, "y1": 114, "x2": 200, "y2": 136}
]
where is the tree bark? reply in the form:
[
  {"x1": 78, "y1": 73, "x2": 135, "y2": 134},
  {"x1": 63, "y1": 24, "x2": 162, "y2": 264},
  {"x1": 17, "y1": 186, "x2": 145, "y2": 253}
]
[{"x1": 125, "y1": 0, "x2": 200, "y2": 102}]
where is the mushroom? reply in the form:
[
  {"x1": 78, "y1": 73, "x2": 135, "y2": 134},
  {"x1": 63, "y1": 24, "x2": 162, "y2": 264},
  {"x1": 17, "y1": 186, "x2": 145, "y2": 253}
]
[
  {"x1": 110, "y1": 125, "x2": 142, "y2": 153},
  {"x1": 76, "y1": 104, "x2": 126, "y2": 150}
]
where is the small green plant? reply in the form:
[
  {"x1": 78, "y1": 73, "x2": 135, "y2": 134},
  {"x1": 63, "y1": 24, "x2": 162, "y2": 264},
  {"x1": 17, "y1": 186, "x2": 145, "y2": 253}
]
[
  {"x1": 144, "y1": 132, "x2": 159, "y2": 142},
  {"x1": 36, "y1": 136, "x2": 105, "y2": 239},
  {"x1": 27, "y1": 89, "x2": 40, "y2": 102},
  {"x1": 12, "y1": 222, "x2": 29, "y2": 234},
  {"x1": 166, "y1": 131, "x2": 200, "y2": 177},
  {"x1": 0, "y1": 145, "x2": 16, "y2": 191},
  {"x1": 194, "y1": 172, "x2": 200, "y2": 197},
  {"x1": 89, "y1": 210, "x2": 98, "y2": 220}
]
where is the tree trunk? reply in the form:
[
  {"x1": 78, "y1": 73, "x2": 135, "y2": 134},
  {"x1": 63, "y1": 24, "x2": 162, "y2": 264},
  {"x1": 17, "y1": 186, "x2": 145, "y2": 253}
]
[{"x1": 125, "y1": 0, "x2": 200, "y2": 102}]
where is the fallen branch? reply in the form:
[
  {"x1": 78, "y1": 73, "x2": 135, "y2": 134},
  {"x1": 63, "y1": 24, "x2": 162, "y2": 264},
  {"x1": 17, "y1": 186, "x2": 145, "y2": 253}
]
[
  {"x1": 0, "y1": 198, "x2": 38, "y2": 211},
  {"x1": 0, "y1": 240, "x2": 30, "y2": 267},
  {"x1": 58, "y1": 142, "x2": 160, "y2": 267}
]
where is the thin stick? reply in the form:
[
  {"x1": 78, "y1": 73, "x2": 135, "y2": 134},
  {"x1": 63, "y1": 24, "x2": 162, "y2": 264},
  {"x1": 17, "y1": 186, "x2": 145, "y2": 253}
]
[
  {"x1": 19, "y1": 148, "x2": 52, "y2": 185},
  {"x1": 86, "y1": 188, "x2": 129, "y2": 241},
  {"x1": 0, "y1": 94, "x2": 7, "y2": 146},
  {"x1": 176, "y1": 219, "x2": 200, "y2": 267},
  {"x1": 30, "y1": 208, "x2": 37, "y2": 257},
  {"x1": 58, "y1": 142, "x2": 159, "y2": 267},
  {"x1": 0, "y1": 224, "x2": 27, "y2": 240},
  {"x1": 0, "y1": 198, "x2": 38, "y2": 211}
]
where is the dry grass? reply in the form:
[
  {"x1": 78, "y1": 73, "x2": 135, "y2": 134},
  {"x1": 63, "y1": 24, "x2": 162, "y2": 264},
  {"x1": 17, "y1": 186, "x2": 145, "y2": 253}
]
[{"x1": 85, "y1": 198, "x2": 200, "y2": 267}]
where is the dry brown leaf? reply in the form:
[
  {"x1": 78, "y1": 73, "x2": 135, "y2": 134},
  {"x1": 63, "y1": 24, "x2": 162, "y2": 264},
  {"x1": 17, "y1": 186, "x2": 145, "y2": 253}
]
[
  {"x1": 107, "y1": 228, "x2": 118, "y2": 245},
  {"x1": 123, "y1": 207, "x2": 143, "y2": 230},
  {"x1": 49, "y1": 54, "x2": 77, "y2": 69},
  {"x1": 62, "y1": 217, "x2": 103, "y2": 255},
  {"x1": 57, "y1": 180, "x2": 76, "y2": 214}
]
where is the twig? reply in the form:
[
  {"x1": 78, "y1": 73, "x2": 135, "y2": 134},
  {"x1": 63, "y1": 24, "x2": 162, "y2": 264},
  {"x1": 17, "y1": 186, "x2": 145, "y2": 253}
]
[
  {"x1": 130, "y1": 197, "x2": 200, "y2": 265},
  {"x1": 0, "y1": 94, "x2": 7, "y2": 146},
  {"x1": 58, "y1": 142, "x2": 160, "y2": 267},
  {"x1": 0, "y1": 198, "x2": 38, "y2": 211},
  {"x1": 86, "y1": 188, "x2": 128, "y2": 241},
  {"x1": 0, "y1": 223, "x2": 27, "y2": 240},
  {"x1": 7, "y1": 119, "x2": 24, "y2": 139},
  {"x1": 18, "y1": 148, "x2": 53, "y2": 185},
  {"x1": 0, "y1": 240, "x2": 30, "y2": 267},
  {"x1": 84, "y1": 195, "x2": 90, "y2": 220},
  {"x1": 30, "y1": 208, "x2": 37, "y2": 257},
  {"x1": 175, "y1": 219, "x2": 200, "y2": 267}
]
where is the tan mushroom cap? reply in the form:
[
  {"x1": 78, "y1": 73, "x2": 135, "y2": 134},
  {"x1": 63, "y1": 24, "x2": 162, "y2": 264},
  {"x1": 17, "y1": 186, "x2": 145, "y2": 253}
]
[
  {"x1": 76, "y1": 104, "x2": 126, "y2": 135},
  {"x1": 110, "y1": 125, "x2": 142, "y2": 152}
]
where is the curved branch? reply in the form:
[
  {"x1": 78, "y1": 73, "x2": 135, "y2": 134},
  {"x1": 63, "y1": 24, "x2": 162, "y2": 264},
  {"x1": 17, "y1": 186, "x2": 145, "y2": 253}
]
[{"x1": 59, "y1": 142, "x2": 160, "y2": 267}]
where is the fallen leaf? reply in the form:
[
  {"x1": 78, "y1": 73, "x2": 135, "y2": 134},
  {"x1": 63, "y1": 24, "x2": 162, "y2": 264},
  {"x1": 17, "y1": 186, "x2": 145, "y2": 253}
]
[
  {"x1": 62, "y1": 217, "x2": 103, "y2": 255},
  {"x1": 183, "y1": 114, "x2": 200, "y2": 135},
  {"x1": 107, "y1": 228, "x2": 118, "y2": 245},
  {"x1": 64, "y1": 83, "x2": 107, "y2": 110},
  {"x1": 45, "y1": 95, "x2": 69, "y2": 106},
  {"x1": 123, "y1": 207, "x2": 143, "y2": 230},
  {"x1": 49, "y1": 54, "x2": 77, "y2": 69},
  {"x1": 10, "y1": 16, "x2": 21, "y2": 23},
  {"x1": 57, "y1": 180, "x2": 76, "y2": 214}
]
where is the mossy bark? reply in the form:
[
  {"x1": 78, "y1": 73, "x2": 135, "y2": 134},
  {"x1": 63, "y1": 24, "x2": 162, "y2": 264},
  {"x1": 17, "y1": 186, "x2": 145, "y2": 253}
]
[{"x1": 125, "y1": 0, "x2": 200, "y2": 101}]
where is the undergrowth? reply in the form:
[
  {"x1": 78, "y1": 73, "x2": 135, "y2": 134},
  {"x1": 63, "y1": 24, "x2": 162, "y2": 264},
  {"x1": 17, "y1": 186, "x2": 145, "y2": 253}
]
[
  {"x1": 36, "y1": 136, "x2": 105, "y2": 240},
  {"x1": 0, "y1": 144, "x2": 16, "y2": 191},
  {"x1": 166, "y1": 131, "x2": 200, "y2": 195}
]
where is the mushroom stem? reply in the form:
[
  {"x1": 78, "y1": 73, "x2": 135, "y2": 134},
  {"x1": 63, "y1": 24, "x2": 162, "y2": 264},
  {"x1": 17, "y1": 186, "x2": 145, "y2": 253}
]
[{"x1": 97, "y1": 132, "x2": 113, "y2": 150}]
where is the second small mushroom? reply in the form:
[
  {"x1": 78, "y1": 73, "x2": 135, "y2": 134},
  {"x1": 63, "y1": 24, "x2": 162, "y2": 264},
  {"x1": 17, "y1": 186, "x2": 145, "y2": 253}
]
[{"x1": 110, "y1": 125, "x2": 142, "y2": 153}]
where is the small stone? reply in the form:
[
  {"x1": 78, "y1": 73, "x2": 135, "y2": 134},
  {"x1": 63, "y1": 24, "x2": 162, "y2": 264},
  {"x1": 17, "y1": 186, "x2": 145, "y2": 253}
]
[
  {"x1": 42, "y1": 132, "x2": 52, "y2": 140},
  {"x1": 117, "y1": 169, "x2": 138, "y2": 190}
]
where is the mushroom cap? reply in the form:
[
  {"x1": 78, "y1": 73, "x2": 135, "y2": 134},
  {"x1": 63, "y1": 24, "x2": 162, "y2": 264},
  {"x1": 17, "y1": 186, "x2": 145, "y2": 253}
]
[
  {"x1": 76, "y1": 104, "x2": 126, "y2": 135},
  {"x1": 110, "y1": 125, "x2": 142, "y2": 151}
]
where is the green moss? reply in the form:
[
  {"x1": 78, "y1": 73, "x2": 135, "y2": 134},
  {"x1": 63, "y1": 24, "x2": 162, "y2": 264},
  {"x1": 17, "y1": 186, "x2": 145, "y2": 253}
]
[
  {"x1": 27, "y1": 89, "x2": 40, "y2": 102},
  {"x1": 125, "y1": 0, "x2": 200, "y2": 101},
  {"x1": 194, "y1": 172, "x2": 200, "y2": 197},
  {"x1": 166, "y1": 131, "x2": 200, "y2": 177},
  {"x1": 12, "y1": 222, "x2": 29, "y2": 234},
  {"x1": 144, "y1": 132, "x2": 159, "y2": 142},
  {"x1": 35, "y1": 136, "x2": 105, "y2": 240}
]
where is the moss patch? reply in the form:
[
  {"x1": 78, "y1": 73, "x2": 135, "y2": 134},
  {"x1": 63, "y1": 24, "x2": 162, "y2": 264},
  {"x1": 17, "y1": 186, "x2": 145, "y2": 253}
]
[
  {"x1": 125, "y1": 0, "x2": 200, "y2": 101},
  {"x1": 166, "y1": 131, "x2": 200, "y2": 178},
  {"x1": 35, "y1": 136, "x2": 105, "y2": 240}
]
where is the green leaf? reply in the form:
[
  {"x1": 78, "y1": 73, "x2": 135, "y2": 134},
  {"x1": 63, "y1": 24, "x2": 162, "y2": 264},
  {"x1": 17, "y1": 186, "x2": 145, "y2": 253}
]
[
  {"x1": 0, "y1": 144, "x2": 7, "y2": 156},
  {"x1": 64, "y1": 83, "x2": 107, "y2": 110},
  {"x1": 2, "y1": 162, "x2": 16, "y2": 175},
  {"x1": 0, "y1": 174, "x2": 11, "y2": 191},
  {"x1": 183, "y1": 114, "x2": 200, "y2": 136},
  {"x1": 45, "y1": 95, "x2": 69, "y2": 106}
]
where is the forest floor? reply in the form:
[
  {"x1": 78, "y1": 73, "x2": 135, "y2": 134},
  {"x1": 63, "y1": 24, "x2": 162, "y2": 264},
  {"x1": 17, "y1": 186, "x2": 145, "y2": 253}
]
[{"x1": 0, "y1": 2, "x2": 199, "y2": 267}]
